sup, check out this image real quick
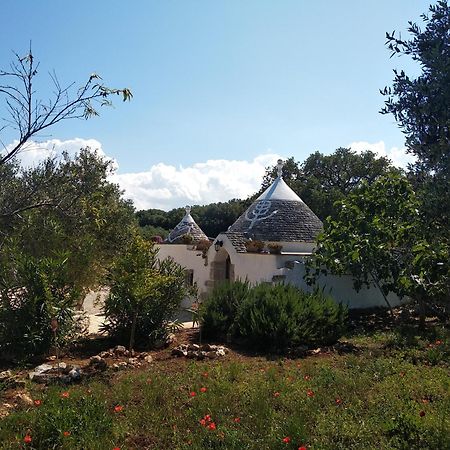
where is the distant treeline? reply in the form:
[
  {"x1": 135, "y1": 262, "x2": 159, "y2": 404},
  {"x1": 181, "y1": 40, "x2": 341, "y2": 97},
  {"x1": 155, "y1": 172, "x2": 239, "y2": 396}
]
[{"x1": 136, "y1": 147, "x2": 398, "y2": 240}]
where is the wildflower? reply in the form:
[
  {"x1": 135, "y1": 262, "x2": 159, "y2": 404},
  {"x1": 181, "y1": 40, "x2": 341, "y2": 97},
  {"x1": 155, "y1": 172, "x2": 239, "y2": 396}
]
[
  {"x1": 114, "y1": 405, "x2": 123, "y2": 413},
  {"x1": 273, "y1": 392, "x2": 281, "y2": 398},
  {"x1": 202, "y1": 372, "x2": 209, "y2": 378},
  {"x1": 304, "y1": 375, "x2": 310, "y2": 381},
  {"x1": 33, "y1": 399, "x2": 42, "y2": 406},
  {"x1": 204, "y1": 414, "x2": 211, "y2": 422},
  {"x1": 233, "y1": 417, "x2": 241, "y2": 423},
  {"x1": 307, "y1": 390, "x2": 314, "y2": 398},
  {"x1": 419, "y1": 410, "x2": 426, "y2": 417},
  {"x1": 435, "y1": 340, "x2": 443, "y2": 345},
  {"x1": 199, "y1": 418, "x2": 206, "y2": 426},
  {"x1": 23, "y1": 435, "x2": 32, "y2": 444},
  {"x1": 63, "y1": 431, "x2": 71, "y2": 437},
  {"x1": 299, "y1": 446, "x2": 307, "y2": 450},
  {"x1": 190, "y1": 391, "x2": 197, "y2": 397},
  {"x1": 200, "y1": 387, "x2": 207, "y2": 393},
  {"x1": 335, "y1": 397, "x2": 342, "y2": 405},
  {"x1": 208, "y1": 422, "x2": 216, "y2": 430},
  {"x1": 60, "y1": 391, "x2": 70, "y2": 398},
  {"x1": 113, "y1": 447, "x2": 121, "y2": 450},
  {"x1": 282, "y1": 436, "x2": 291, "y2": 443}
]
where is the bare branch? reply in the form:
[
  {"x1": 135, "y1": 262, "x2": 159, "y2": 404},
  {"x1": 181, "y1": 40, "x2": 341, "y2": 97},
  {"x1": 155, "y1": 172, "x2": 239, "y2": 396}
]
[{"x1": 0, "y1": 48, "x2": 132, "y2": 166}]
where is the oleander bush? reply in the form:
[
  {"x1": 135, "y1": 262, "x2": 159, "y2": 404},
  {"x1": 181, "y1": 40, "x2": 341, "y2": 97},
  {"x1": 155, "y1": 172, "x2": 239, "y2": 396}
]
[{"x1": 0, "y1": 253, "x2": 82, "y2": 360}]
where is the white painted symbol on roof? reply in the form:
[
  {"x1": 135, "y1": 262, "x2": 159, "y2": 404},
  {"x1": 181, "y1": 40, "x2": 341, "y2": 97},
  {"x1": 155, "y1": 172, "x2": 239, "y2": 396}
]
[{"x1": 245, "y1": 201, "x2": 278, "y2": 230}]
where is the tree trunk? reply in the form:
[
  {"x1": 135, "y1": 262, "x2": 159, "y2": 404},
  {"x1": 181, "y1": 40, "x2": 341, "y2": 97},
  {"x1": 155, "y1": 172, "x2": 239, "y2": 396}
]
[
  {"x1": 371, "y1": 272, "x2": 394, "y2": 319},
  {"x1": 417, "y1": 296, "x2": 426, "y2": 331},
  {"x1": 129, "y1": 310, "x2": 138, "y2": 352}
]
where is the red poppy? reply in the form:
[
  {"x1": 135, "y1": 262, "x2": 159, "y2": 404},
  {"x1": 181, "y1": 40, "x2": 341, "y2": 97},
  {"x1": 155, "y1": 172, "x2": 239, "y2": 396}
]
[
  {"x1": 298, "y1": 447, "x2": 307, "y2": 450},
  {"x1": 113, "y1": 447, "x2": 121, "y2": 450},
  {"x1": 233, "y1": 417, "x2": 241, "y2": 423},
  {"x1": 202, "y1": 372, "x2": 209, "y2": 378},
  {"x1": 208, "y1": 422, "x2": 216, "y2": 430},
  {"x1": 200, "y1": 387, "x2": 207, "y2": 393},
  {"x1": 304, "y1": 375, "x2": 310, "y2": 381},
  {"x1": 282, "y1": 436, "x2": 291, "y2": 443},
  {"x1": 419, "y1": 410, "x2": 426, "y2": 417},
  {"x1": 273, "y1": 392, "x2": 281, "y2": 398},
  {"x1": 435, "y1": 340, "x2": 443, "y2": 345},
  {"x1": 23, "y1": 435, "x2": 32, "y2": 444},
  {"x1": 307, "y1": 390, "x2": 314, "y2": 397},
  {"x1": 33, "y1": 399, "x2": 41, "y2": 406},
  {"x1": 204, "y1": 414, "x2": 211, "y2": 422},
  {"x1": 190, "y1": 391, "x2": 196, "y2": 397},
  {"x1": 199, "y1": 418, "x2": 206, "y2": 426},
  {"x1": 114, "y1": 405, "x2": 123, "y2": 413},
  {"x1": 60, "y1": 391, "x2": 70, "y2": 398},
  {"x1": 335, "y1": 398, "x2": 342, "y2": 405},
  {"x1": 63, "y1": 431, "x2": 71, "y2": 437}
]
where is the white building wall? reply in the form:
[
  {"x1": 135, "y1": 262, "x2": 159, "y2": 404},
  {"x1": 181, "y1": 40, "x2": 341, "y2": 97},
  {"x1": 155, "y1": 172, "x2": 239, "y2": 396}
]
[{"x1": 157, "y1": 238, "x2": 405, "y2": 311}]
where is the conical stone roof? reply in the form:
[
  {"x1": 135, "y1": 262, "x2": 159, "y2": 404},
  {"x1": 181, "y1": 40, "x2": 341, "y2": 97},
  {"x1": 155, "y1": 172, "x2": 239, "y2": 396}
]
[
  {"x1": 226, "y1": 160, "x2": 323, "y2": 249},
  {"x1": 165, "y1": 206, "x2": 208, "y2": 243}
]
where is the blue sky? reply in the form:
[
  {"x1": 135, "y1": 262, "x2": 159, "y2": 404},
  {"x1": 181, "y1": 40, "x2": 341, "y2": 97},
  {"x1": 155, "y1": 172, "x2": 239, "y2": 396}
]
[{"x1": 1, "y1": 1, "x2": 429, "y2": 209}]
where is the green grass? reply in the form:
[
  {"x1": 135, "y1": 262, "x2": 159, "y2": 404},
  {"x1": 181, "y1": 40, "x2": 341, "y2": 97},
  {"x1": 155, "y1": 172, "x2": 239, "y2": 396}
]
[{"x1": 0, "y1": 328, "x2": 449, "y2": 449}]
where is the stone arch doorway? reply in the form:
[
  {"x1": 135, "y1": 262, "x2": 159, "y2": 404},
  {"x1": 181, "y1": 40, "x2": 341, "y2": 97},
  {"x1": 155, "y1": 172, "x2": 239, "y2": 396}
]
[{"x1": 209, "y1": 246, "x2": 235, "y2": 288}]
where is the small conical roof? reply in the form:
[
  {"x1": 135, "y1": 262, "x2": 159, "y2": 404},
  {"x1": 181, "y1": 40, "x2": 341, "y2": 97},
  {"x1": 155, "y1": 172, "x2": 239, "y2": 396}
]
[
  {"x1": 226, "y1": 160, "x2": 323, "y2": 249},
  {"x1": 165, "y1": 206, "x2": 208, "y2": 243}
]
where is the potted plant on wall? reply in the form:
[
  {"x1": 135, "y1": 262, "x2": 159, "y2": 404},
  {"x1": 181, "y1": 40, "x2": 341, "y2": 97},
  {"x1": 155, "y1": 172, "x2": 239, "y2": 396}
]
[
  {"x1": 245, "y1": 239, "x2": 264, "y2": 253},
  {"x1": 196, "y1": 239, "x2": 212, "y2": 258},
  {"x1": 267, "y1": 243, "x2": 283, "y2": 254},
  {"x1": 180, "y1": 234, "x2": 194, "y2": 246}
]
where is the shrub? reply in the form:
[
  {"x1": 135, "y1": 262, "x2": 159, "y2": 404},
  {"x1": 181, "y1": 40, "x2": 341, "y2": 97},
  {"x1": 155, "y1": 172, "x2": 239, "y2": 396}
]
[
  {"x1": 0, "y1": 252, "x2": 82, "y2": 360},
  {"x1": 234, "y1": 284, "x2": 347, "y2": 350},
  {"x1": 200, "y1": 280, "x2": 250, "y2": 339},
  {"x1": 102, "y1": 235, "x2": 187, "y2": 349}
]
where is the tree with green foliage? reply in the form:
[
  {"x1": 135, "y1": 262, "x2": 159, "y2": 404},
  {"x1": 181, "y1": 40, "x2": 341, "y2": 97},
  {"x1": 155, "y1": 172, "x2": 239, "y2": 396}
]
[
  {"x1": 308, "y1": 173, "x2": 449, "y2": 325},
  {"x1": 261, "y1": 149, "x2": 396, "y2": 220},
  {"x1": 0, "y1": 149, "x2": 136, "y2": 359},
  {"x1": 381, "y1": 0, "x2": 449, "y2": 237},
  {"x1": 0, "y1": 148, "x2": 135, "y2": 293},
  {"x1": 103, "y1": 235, "x2": 188, "y2": 350}
]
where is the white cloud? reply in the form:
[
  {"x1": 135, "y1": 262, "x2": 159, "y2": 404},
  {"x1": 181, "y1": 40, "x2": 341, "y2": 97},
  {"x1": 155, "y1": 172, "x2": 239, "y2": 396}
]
[
  {"x1": 348, "y1": 140, "x2": 415, "y2": 168},
  {"x1": 4, "y1": 137, "x2": 281, "y2": 210},
  {"x1": 6, "y1": 138, "x2": 108, "y2": 167},
  {"x1": 111, "y1": 153, "x2": 282, "y2": 210}
]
